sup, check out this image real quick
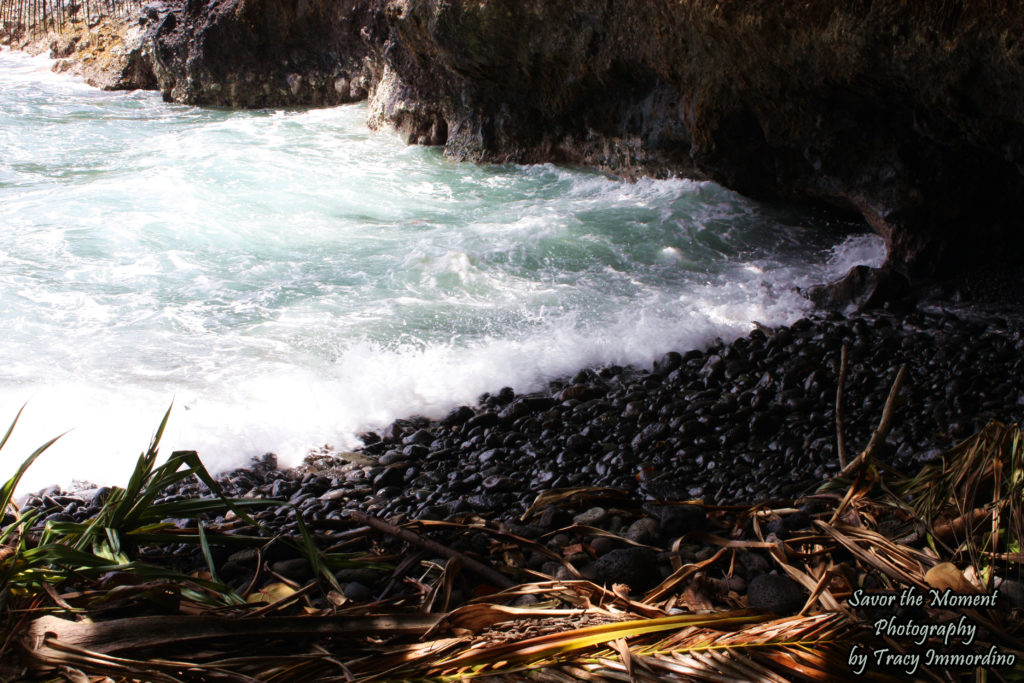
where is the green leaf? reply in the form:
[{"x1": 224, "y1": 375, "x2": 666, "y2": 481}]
[
  {"x1": 293, "y1": 512, "x2": 342, "y2": 593},
  {"x1": 0, "y1": 431, "x2": 64, "y2": 520},
  {"x1": 0, "y1": 403, "x2": 25, "y2": 455},
  {"x1": 198, "y1": 522, "x2": 219, "y2": 584}
]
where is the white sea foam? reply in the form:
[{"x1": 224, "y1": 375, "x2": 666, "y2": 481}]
[
  {"x1": 0, "y1": 48, "x2": 887, "y2": 492},
  {"x1": 2, "y1": 232, "x2": 884, "y2": 492}
]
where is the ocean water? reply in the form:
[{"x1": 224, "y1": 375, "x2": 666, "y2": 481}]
[{"x1": 0, "y1": 47, "x2": 886, "y2": 492}]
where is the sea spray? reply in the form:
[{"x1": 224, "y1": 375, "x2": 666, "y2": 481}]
[{"x1": 0, "y1": 47, "x2": 885, "y2": 491}]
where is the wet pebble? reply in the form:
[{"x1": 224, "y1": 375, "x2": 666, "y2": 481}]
[
  {"x1": 572, "y1": 507, "x2": 607, "y2": 526},
  {"x1": 343, "y1": 581, "x2": 375, "y2": 602}
]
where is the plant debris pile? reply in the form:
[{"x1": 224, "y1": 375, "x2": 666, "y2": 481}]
[{"x1": 0, "y1": 395, "x2": 1022, "y2": 680}]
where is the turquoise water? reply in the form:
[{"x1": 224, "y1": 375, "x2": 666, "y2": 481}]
[{"x1": 0, "y1": 47, "x2": 885, "y2": 491}]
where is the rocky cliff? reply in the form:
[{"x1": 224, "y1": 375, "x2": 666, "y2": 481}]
[
  {"x1": 148, "y1": 0, "x2": 382, "y2": 107},
  {"x1": 48, "y1": 16, "x2": 158, "y2": 91},
  {"x1": 67, "y1": 0, "x2": 1024, "y2": 277},
  {"x1": 368, "y1": 0, "x2": 1024, "y2": 277}
]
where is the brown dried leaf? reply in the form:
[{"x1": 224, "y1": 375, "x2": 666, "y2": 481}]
[
  {"x1": 924, "y1": 562, "x2": 979, "y2": 594},
  {"x1": 427, "y1": 603, "x2": 587, "y2": 638},
  {"x1": 679, "y1": 576, "x2": 715, "y2": 613},
  {"x1": 561, "y1": 543, "x2": 584, "y2": 557}
]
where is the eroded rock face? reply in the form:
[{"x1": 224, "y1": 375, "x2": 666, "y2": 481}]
[
  {"x1": 48, "y1": 16, "x2": 158, "y2": 91},
  {"x1": 150, "y1": 0, "x2": 383, "y2": 108},
  {"x1": 94, "y1": 0, "x2": 1024, "y2": 276},
  {"x1": 368, "y1": 0, "x2": 1024, "y2": 276}
]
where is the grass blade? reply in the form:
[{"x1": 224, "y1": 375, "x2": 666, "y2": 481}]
[{"x1": 0, "y1": 433, "x2": 64, "y2": 518}]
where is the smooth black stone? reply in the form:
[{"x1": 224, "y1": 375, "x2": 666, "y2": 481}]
[
  {"x1": 401, "y1": 443, "x2": 428, "y2": 458},
  {"x1": 642, "y1": 503, "x2": 707, "y2": 538},
  {"x1": 402, "y1": 428, "x2": 434, "y2": 446},
  {"x1": 593, "y1": 548, "x2": 661, "y2": 592},
  {"x1": 441, "y1": 405, "x2": 474, "y2": 426},
  {"x1": 466, "y1": 412, "x2": 499, "y2": 429},
  {"x1": 378, "y1": 450, "x2": 404, "y2": 466},
  {"x1": 373, "y1": 466, "x2": 406, "y2": 488},
  {"x1": 747, "y1": 573, "x2": 807, "y2": 614},
  {"x1": 343, "y1": 581, "x2": 374, "y2": 602}
]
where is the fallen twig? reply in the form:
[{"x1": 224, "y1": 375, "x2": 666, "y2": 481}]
[
  {"x1": 931, "y1": 507, "x2": 992, "y2": 546},
  {"x1": 837, "y1": 365, "x2": 907, "y2": 479},
  {"x1": 836, "y1": 344, "x2": 849, "y2": 469},
  {"x1": 348, "y1": 510, "x2": 516, "y2": 590}
]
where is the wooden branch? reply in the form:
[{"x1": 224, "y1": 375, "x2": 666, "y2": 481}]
[
  {"x1": 837, "y1": 364, "x2": 907, "y2": 479},
  {"x1": 348, "y1": 510, "x2": 516, "y2": 589},
  {"x1": 835, "y1": 344, "x2": 849, "y2": 469}
]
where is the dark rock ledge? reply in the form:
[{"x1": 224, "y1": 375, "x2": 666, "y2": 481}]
[{"x1": 364, "y1": 0, "x2": 1024, "y2": 278}]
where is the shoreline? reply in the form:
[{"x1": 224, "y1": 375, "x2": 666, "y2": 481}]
[
  {"x1": 19, "y1": 292, "x2": 1024, "y2": 522},
  {"x1": 0, "y1": 38, "x2": 901, "y2": 497},
  {"x1": 295, "y1": 300, "x2": 1024, "y2": 511}
]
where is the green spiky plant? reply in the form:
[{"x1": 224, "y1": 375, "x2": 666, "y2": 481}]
[
  {"x1": 0, "y1": 406, "x2": 66, "y2": 624},
  {"x1": 0, "y1": 406, "x2": 281, "y2": 668},
  {"x1": 0, "y1": 404, "x2": 397, "y2": 679}
]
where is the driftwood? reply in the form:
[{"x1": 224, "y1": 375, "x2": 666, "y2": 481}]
[
  {"x1": 931, "y1": 507, "x2": 992, "y2": 545},
  {"x1": 835, "y1": 344, "x2": 849, "y2": 468}
]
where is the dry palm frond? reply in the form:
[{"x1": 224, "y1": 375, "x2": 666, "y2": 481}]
[
  {"x1": 814, "y1": 521, "x2": 934, "y2": 589},
  {"x1": 644, "y1": 547, "x2": 726, "y2": 603},
  {"x1": 23, "y1": 609, "x2": 869, "y2": 682},
  {"x1": 421, "y1": 611, "x2": 867, "y2": 682},
  {"x1": 349, "y1": 511, "x2": 516, "y2": 590},
  {"x1": 521, "y1": 487, "x2": 634, "y2": 522}
]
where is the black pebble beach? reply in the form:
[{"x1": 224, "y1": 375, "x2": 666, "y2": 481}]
[{"x1": 21, "y1": 301, "x2": 1024, "y2": 533}]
